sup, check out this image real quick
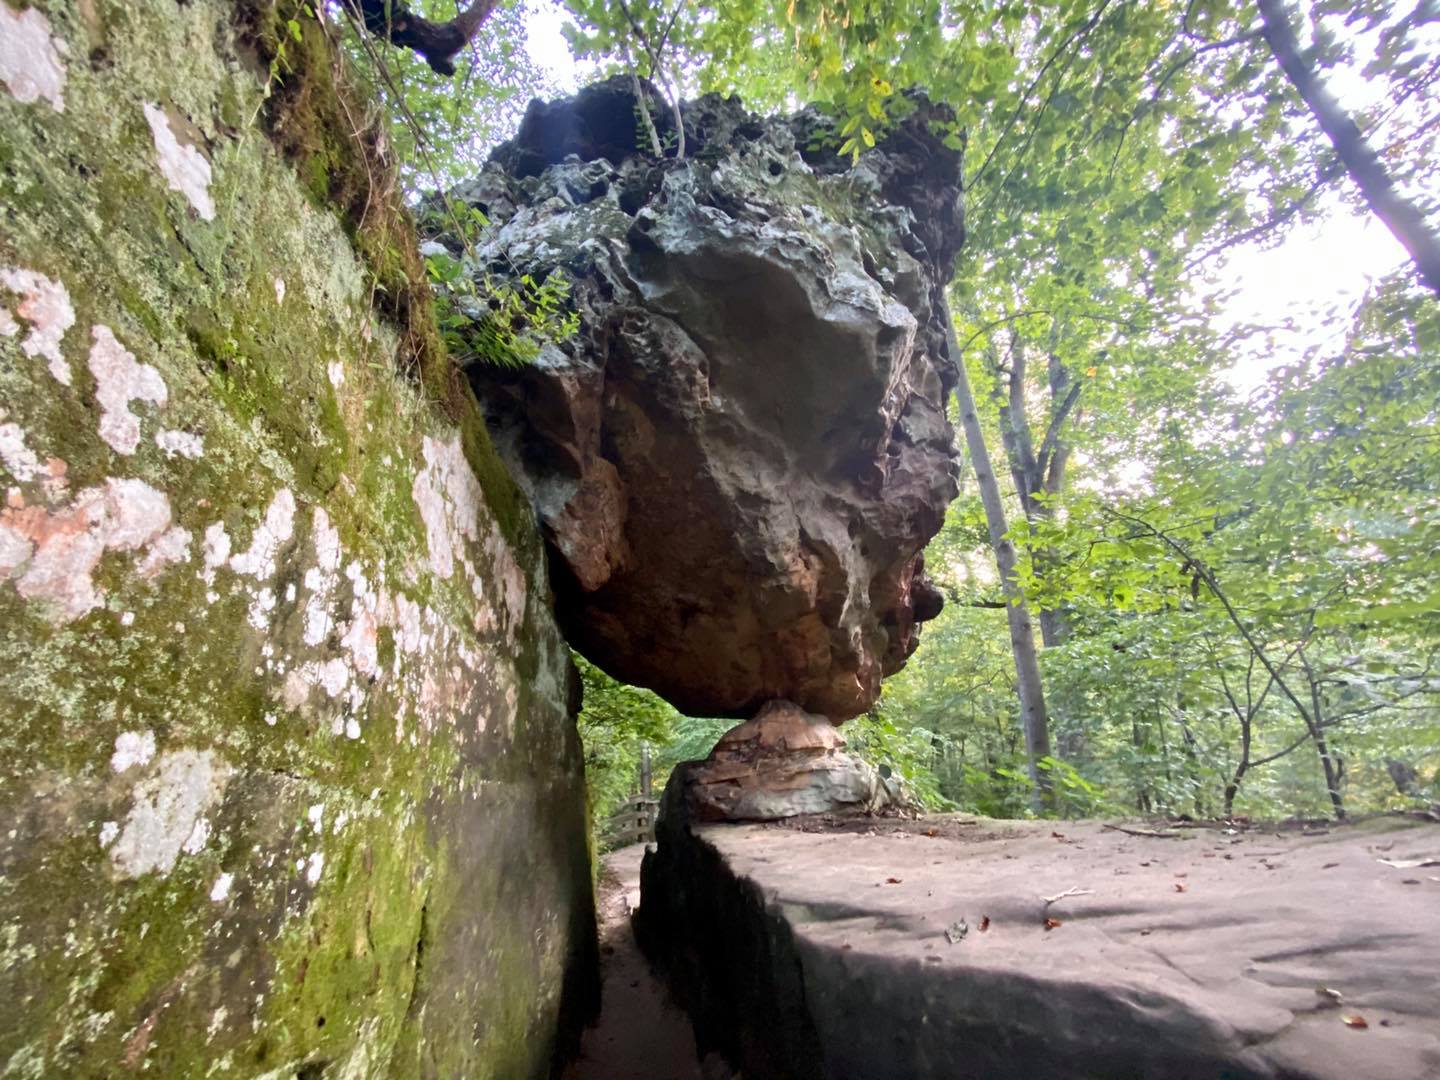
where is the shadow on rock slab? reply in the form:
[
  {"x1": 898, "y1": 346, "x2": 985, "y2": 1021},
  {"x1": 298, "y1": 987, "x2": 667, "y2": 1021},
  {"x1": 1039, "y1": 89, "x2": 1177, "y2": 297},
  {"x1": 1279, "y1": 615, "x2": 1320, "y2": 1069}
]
[{"x1": 635, "y1": 813, "x2": 1440, "y2": 1080}]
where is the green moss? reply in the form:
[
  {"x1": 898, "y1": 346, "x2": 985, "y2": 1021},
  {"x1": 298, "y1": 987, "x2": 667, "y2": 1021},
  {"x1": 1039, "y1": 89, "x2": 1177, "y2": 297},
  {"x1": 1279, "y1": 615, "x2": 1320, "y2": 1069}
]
[
  {"x1": 236, "y1": 0, "x2": 447, "y2": 381},
  {"x1": 1, "y1": 0, "x2": 593, "y2": 1073}
]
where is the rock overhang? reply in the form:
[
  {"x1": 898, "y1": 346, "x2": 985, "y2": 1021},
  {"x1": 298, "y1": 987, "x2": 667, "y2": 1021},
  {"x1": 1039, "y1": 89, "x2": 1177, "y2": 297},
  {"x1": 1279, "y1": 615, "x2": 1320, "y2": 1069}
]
[{"x1": 451, "y1": 78, "x2": 964, "y2": 720}]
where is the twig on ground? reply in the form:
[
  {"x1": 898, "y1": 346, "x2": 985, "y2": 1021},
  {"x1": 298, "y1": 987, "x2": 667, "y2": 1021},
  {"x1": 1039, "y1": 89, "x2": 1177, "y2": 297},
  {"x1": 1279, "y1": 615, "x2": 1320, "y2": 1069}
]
[
  {"x1": 1102, "y1": 823, "x2": 1183, "y2": 839},
  {"x1": 1042, "y1": 885, "x2": 1093, "y2": 908}
]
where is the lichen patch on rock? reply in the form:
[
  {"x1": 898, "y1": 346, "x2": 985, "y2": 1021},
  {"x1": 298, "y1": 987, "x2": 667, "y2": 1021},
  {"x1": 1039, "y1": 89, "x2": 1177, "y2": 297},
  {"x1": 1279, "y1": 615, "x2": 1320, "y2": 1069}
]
[
  {"x1": 228, "y1": 487, "x2": 296, "y2": 579},
  {"x1": 142, "y1": 101, "x2": 215, "y2": 221},
  {"x1": 0, "y1": 267, "x2": 75, "y2": 385},
  {"x1": 88, "y1": 325, "x2": 168, "y2": 455},
  {"x1": 109, "y1": 748, "x2": 230, "y2": 878},
  {"x1": 0, "y1": 5, "x2": 66, "y2": 113},
  {"x1": 0, "y1": 422, "x2": 43, "y2": 483},
  {"x1": 0, "y1": 477, "x2": 181, "y2": 621}
]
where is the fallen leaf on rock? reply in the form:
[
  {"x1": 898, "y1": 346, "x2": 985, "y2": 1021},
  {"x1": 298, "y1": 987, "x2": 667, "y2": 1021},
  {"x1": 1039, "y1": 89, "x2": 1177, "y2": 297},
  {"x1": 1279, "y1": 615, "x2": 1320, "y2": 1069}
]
[
  {"x1": 884, "y1": 877, "x2": 903, "y2": 884},
  {"x1": 1315, "y1": 986, "x2": 1343, "y2": 1008},
  {"x1": 945, "y1": 920, "x2": 969, "y2": 944},
  {"x1": 1043, "y1": 918, "x2": 1062, "y2": 931},
  {"x1": 1173, "y1": 883, "x2": 1187, "y2": 893},
  {"x1": 1377, "y1": 857, "x2": 1440, "y2": 869},
  {"x1": 1322, "y1": 862, "x2": 1339, "y2": 869},
  {"x1": 1342, "y1": 1015, "x2": 1368, "y2": 1029},
  {"x1": 979, "y1": 916, "x2": 991, "y2": 932},
  {"x1": 1051, "y1": 831, "x2": 1065, "y2": 839},
  {"x1": 1401, "y1": 879, "x2": 1421, "y2": 885},
  {"x1": 925, "y1": 827, "x2": 939, "y2": 837}
]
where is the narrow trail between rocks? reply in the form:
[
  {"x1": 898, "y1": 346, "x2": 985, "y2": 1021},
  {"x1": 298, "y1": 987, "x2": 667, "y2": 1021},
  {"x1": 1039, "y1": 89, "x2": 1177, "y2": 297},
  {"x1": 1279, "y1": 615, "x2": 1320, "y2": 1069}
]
[{"x1": 562, "y1": 845, "x2": 706, "y2": 1080}]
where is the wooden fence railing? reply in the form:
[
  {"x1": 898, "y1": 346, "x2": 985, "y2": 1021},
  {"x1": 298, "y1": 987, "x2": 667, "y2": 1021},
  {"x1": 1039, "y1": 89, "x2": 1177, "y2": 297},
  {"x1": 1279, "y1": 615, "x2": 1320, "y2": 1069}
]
[
  {"x1": 604, "y1": 795, "x2": 660, "y2": 847},
  {"x1": 603, "y1": 742, "x2": 658, "y2": 847}
]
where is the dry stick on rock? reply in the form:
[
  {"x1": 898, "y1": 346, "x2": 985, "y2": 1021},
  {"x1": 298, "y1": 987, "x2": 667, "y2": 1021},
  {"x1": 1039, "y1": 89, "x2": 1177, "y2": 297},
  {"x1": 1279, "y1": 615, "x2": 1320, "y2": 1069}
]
[
  {"x1": 616, "y1": 0, "x2": 686, "y2": 159},
  {"x1": 623, "y1": 48, "x2": 664, "y2": 159},
  {"x1": 1042, "y1": 885, "x2": 1093, "y2": 908},
  {"x1": 1101, "y1": 823, "x2": 1183, "y2": 839},
  {"x1": 345, "y1": 0, "x2": 499, "y2": 76}
]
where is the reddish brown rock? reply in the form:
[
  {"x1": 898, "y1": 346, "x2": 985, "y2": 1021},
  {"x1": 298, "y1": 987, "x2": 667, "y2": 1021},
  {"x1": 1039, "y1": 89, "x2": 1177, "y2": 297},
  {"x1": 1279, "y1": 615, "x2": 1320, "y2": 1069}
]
[
  {"x1": 667, "y1": 701, "x2": 888, "y2": 822},
  {"x1": 456, "y1": 80, "x2": 962, "y2": 720}
]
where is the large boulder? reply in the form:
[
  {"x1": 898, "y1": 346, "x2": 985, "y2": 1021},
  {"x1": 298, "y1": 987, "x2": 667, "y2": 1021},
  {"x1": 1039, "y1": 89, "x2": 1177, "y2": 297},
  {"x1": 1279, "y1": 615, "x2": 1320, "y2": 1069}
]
[{"x1": 450, "y1": 79, "x2": 962, "y2": 720}]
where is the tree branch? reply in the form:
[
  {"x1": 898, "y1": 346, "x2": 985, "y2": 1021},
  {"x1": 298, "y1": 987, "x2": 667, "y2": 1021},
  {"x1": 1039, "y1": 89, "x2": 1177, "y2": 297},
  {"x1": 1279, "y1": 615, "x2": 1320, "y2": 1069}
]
[
  {"x1": 345, "y1": 0, "x2": 498, "y2": 76},
  {"x1": 1037, "y1": 380, "x2": 1082, "y2": 484},
  {"x1": 1258, "y1": 0, "x2": 1440, "y2": 295}
]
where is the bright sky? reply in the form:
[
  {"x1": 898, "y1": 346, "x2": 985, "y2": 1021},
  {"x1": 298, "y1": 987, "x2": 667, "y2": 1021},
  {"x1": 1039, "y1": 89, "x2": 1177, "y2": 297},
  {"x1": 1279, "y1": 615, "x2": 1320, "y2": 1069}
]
[
  {"x1": 519, "y1": 7, "x2": 1416, "y2": 398},
  {"x1": 525, "y1": 1, "x2": 587, "y2": 89},
  {"x1": 1209, "y1": 204, "x2": 1409, "y2": 394}
]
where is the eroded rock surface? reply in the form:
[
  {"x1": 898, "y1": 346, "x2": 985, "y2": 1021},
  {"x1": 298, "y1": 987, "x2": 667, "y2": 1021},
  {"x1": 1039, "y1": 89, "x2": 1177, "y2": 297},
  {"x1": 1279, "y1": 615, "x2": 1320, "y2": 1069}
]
[
  {"x1": 638, "y1": 816, "x2": 1440, "y2": 1080},
  {"x1": 668, "y1": 700, "x2": 888, "y2": 822},
  {"x1": 453, "y1": 79, "x2": 962, "y2": 720}
]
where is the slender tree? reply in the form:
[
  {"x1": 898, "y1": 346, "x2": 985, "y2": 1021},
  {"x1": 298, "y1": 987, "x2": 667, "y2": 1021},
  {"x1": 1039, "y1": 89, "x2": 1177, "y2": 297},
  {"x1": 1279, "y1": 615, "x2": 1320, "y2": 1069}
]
[
  {"x1": 946, "y1": 311, "x2": 1054, "y2": 806},
  {"x1": 1258, "y1": 0, "x2": 1440, "y2": 296}
]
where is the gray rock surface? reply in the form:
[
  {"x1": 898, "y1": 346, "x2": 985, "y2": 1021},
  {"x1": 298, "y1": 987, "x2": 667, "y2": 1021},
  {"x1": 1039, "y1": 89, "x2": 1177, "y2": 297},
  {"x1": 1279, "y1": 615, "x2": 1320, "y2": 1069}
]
[
  {"x1": 453, "y1": 79, "x2": 962, "y2": 720},
  {"x1": 665, "y1": 701, "x2": 888, "y2": 822},
  {"x1": 638, "y1": 814, "x2": 1440, "y2": 1079}
]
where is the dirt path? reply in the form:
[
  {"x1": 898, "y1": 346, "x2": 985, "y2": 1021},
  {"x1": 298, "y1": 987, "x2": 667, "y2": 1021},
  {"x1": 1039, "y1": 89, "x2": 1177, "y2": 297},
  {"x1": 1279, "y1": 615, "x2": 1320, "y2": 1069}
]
[{"x1": 562, "y1": 844, "x2": 706, "y2": 1080}]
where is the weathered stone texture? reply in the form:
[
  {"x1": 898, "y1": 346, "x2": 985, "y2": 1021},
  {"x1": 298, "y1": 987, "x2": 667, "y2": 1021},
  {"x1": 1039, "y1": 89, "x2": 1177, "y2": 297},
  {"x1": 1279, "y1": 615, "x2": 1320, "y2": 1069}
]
[
  {"x1": 0, "y1": 2, "x2": 593, "y2": 1075},
  {"x1": 456, "y1": 79, "x2": 962, "y2": 721},
  {"x1": 667, "y1": 701, "x2": 888, "y2": 822},
  {"x1": 639, "y1": 817, "x2": 1440, "y2": 1080}
]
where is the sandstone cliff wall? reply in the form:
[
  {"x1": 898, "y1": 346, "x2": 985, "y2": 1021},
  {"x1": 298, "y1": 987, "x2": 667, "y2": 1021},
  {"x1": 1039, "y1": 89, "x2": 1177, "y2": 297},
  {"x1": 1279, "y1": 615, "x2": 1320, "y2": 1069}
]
[{"x1": 0, "y1": 2, "x2": 594, "y2": 1075}]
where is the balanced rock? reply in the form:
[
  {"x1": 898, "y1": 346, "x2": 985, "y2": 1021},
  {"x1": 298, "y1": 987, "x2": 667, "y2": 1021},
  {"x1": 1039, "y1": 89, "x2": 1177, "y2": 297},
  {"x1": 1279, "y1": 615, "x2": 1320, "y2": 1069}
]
[
  {"x1": 665, "y1": 701, "x2": 887, "y2": 823},
  {"x1": 452, "y1": 78, "x2": 962, "y2": 720}
]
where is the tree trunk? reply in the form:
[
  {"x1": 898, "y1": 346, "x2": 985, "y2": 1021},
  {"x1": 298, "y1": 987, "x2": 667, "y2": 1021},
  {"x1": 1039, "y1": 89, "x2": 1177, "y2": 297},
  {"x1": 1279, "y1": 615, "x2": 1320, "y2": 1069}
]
[
  {"x1": 1312, "y1": 731, "x2": 1346, "y2": 820},
  {"x1": 988, "y1": 337, "x2": 1077, "y2": 648},
  {"x1": 1298, "y1": 648, "x2": 1346, "y2": 820},
  {"x1": 1258, "y1": 0, "x2": 1440, "y2": 296},
  {"x1": 1225, "y1": 720, "x2": 1252, "y2": 818},
  {"x1": 1038, "y1": 608, "x2": 1069, "y2": 648},
  {"x1": 1386, "y1": 758, "x2": 1421, "y2": 797},
  {"x1": 946, "y1": 315, "x2": 1054, "y2": 806}
]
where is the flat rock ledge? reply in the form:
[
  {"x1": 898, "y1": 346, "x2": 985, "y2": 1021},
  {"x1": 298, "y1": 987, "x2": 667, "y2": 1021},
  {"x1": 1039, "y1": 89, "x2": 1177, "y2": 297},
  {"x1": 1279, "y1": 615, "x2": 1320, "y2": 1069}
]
[{"x1": 637, "y1": 814, "x2": 1440, "y2": 1079}]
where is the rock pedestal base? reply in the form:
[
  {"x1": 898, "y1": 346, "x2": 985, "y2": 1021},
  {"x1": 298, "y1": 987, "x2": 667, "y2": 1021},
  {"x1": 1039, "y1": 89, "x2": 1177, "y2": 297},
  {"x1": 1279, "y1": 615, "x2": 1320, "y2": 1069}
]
[{"x1": 667, "y1": 701, "x2": 888, "y2": 824}]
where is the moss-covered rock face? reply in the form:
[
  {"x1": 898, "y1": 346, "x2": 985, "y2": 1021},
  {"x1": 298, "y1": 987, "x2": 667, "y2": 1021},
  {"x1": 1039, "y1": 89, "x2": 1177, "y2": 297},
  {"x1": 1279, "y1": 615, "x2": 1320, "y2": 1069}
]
[{"x1": 0, "y1": 1, "x2": 596, "y2": 1076}]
